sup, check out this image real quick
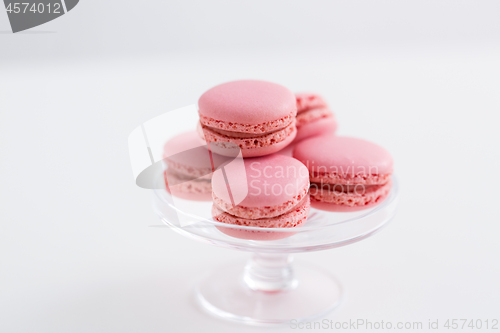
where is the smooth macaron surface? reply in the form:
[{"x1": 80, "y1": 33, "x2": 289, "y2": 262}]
[
  {"x1": 293, "y1": 135, "x2": 393, "y2": 183},
  {"x1": 212, "y1": 154, "x2": 309, "y2": 217},
  {"x1": 294, "y1": 116, "x2": 337, "y2": 143},
  {"x1": 199, "y1": 80, "x2": 297, "y2": 128}
]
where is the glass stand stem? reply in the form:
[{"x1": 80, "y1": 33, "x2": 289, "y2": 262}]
[{"x1": 243, "y1": 253, "x2": 298, "y2": 292}]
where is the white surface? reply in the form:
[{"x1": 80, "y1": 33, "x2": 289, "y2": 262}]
[{"x1": 1, "y1": 1, "x2": 500, "y2": 332}]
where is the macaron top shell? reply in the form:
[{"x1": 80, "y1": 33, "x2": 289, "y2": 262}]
[
  {"x1": 293, "y1": 135, "x2": 393, "y2": 177},
  {"x1": 295, "y1": 93, "x2": 328, "y2": 113},
  {"x1": 163, "y1": 131, "x2": 229, "y2": 170},
  {"x1": 198, "y1": 80, "x2": 297, "y2": 126},
  {"x1": 212, "y1": 154, "x2": 309, "y2": 208}
]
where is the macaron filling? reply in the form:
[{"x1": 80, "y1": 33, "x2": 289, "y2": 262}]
[
  {"x1": 309, "y1": 171, "x2": 392, "y2": 185},
  {"x1": 199, "y1": 113, "x2": 294, "y2": 134},
  {"x1": 309, "y1": 179, "x2": 392, "y2": 207},
  {"x1": 212, "y1": 196, "x2": 310, "y2": 228},
  {"x1": 296, "y1": 108, "x2": 334, "y2": 128},
  {"x1": 164, "y1": 169, "x2": 212, "y2": 194},
  {"x1": 199, "y1": 121, "x2": 296, "y2": 149},
  {"x1": 213, "y1": 186, "x2": 309, "y2": 219},
  {"x1": 164, "y1": 159, "x2": 212, "y2": 180}
]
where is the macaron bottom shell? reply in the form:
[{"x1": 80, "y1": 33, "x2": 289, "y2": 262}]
[
  {"x1": 295, "y1": 116, "x2": 338, "y2": 142},
  {"x1": 213, "y1": 197, "x2": 310, "y2": 241},
  {"x1": 198, "y1": 122, "x2": 297, "y2": 158},
  {"x1": 309, "y1": 179, "x2": 392, "y2": 212},
  {"x1": 164, "y1": 170, "x2": 213, "y2": 202}
]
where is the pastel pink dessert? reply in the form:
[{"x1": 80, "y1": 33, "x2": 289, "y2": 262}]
[
  {"x1": 198, "y1": 80, "x2": 297, "y2": 157},
  {"x1": 293, "y1": 135, "x2": 393, "y2": 212},
  {"x1": 163, "y1": 131, "x2": 229, "y2": 201},
  {"x1": 294, "y1": 93, "x2": 337, "y2": 142},
  {"x1": 211, "y1": 154, "x2": 310, "y2": 240}
]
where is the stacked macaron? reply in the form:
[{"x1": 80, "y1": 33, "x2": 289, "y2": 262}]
[{"x1": 162, "y1": 79, "x2": 394, "y2": 240}]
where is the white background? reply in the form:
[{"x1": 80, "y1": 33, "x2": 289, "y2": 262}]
[{"x1": 1, "y1": 1, "x2": 499, "y2": 332}]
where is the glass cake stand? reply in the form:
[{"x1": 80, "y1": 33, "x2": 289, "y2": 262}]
[{"x1": 152, "y1": 173, "x2": 399, "y2": 326}]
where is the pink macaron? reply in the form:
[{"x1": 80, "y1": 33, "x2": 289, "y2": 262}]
[
  {"x1": 211, "y1": 154, "x2": 310, "y2": 240},
  {"x1": 163, "y1": 131, "x2": 230, "y2": 201},
  {"x1": 293, "y1": 135, "x2": 393, "y2": 212},
  {"x1": 198, "y1": 80, "x2": 297, "y2": 158},
  {"x1": 294, "y1": 93, "x2": 337, "y2": 142}
]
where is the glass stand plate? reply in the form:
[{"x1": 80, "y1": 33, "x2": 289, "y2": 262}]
[{"x1": 152, "y1": 173, "x2": 399, "y2": 326}]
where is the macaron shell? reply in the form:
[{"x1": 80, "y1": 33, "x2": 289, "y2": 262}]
[
  {"x1": 200, "y1": 122, "x2": 297, "y2": 158},
  {"x1": 310, "y1": 179, "x2": 392, "y2": 212},
  {"x1": 309, "y1": 172, "x2": 391, "y2": 186},
  {"x1": 213, "y1": 186, "x2": 308, "y2": 219},
  {"x1": 198, "y1": 80, "x2": 297, "y2": 125},
  {"x1": 294, "y1": 135, "x2": 394, "y2": 179},
  {"x1": 200, "y1": 121, "x2": 296, "y2": 150},
  {"x1": 296, "y1": 93, "x2": 328, "y2": 113},
  {"x1": 236, "y1": 131, "x2": 297, "y2": 158},
  {"x1": 213, "y1": 196, "x2": 310, "y2": 241},
  {"x1": 164, "y1": 170, "x2": 213, "y2": 201},
  {"x1": 294, "y1": 115, "x2": 338, "y2": 142},
  {"x1": 166, "y1": 184, "x2": 213, "y2": 201},
  {"x1": 212, "y1": 154, "x2": 310, "y2": 208},
  {"x1": 276, "y1": 141, "x2": 297, "y2": 157},
  {"x1": 163, "y1": 131, "x2": 230, "y2": 176},
  {"x1": 296, "y1": 108, "x2": 334, "y2": 127},
  {"x1": 199, "y1": 113, "x2": 294, "y2": 134},
  {"x1": 164, "y1": 159, "x2": 212, "y2": 180}
]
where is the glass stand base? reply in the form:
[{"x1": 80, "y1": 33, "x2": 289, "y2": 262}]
[{"x1": 195, "y1": 258, "x2": 343, "y2": 326}]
